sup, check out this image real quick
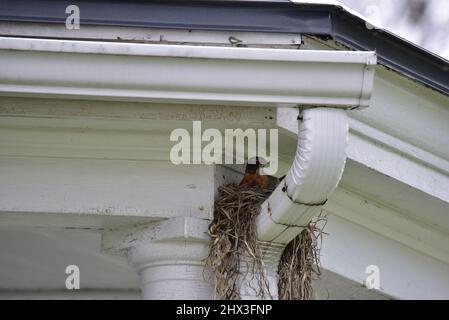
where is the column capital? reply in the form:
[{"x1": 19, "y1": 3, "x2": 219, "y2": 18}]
[
  {"x1": 102, "y1": 216, "x2": 209, "y2": 254},
  {"x1": 102, "y1": 217, "x2": 213, "y2": 300}
]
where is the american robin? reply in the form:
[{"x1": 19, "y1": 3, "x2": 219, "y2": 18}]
[{"x1": 239, "y1": 157, "x2": 281, "y2": 190}]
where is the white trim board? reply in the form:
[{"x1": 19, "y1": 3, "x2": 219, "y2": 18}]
[{"x1": 320, "y1": 213, "x2": 449, "y2": 300}]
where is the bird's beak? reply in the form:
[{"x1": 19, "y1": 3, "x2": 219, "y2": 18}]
[{"x1": 259, "y1": 161, "x2": 270, "y2": 168}]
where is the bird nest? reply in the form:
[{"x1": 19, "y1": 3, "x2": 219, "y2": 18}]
[
  {"x1": 277, "y1": 217, "x2": 326, "y2": 300},
  {"x1": 207, "y1": 183, "x2": 326, "y2": 300}
]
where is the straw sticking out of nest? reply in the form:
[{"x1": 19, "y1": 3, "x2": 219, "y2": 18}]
[
  {"x1": 206, "y1": 184, "x2": 273, "y2": 300},
  {"x1": 207, "y1": 183, "x2": 326, "y2": 300},
  {"x1": 277, "y1": 216, "x2": 327, "y2": 300}
]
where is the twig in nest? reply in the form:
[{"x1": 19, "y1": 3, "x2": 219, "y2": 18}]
[
  {"x1": 206, "y1": 184, "x2": 274, "y2": 300},
  {"x1": 277, "y1": 214, "x2": 327, "y2": 300}
]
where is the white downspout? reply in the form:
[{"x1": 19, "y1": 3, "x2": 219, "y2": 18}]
[
  {"x1": 257, "y1": 107, "x2": 349, "y2": 244},
  {"x1": 240, "y1": 107, "x2": 350, "y2": 299}
]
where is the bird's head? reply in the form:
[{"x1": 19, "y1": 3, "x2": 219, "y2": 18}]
[{"x1": 245, "y1": 157, "x2": 262, "y2": 174}]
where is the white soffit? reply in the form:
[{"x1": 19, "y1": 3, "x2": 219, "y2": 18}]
[{"x1": 0, "y1": 37, "x2": 376, "y2": 108}]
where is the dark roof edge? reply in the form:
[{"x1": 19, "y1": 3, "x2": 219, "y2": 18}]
[
  {"x1": 0, "y1": 0, "x2": 447, "y2": 96},
  {"x1": 328, "y1": 4, "x2": 449, "y2": 96}
]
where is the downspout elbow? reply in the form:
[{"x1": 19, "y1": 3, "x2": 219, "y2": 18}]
[{"x1": 257, "y1": 107, "x2": 349, "y2": 244}]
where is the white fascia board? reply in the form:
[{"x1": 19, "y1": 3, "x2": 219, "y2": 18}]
[
  {"x1": 0, "y1": 22, "x2": 302, "y2": 46},
  {"x1": 0, "y1": 37, "x2": 376, "y2": 108}
]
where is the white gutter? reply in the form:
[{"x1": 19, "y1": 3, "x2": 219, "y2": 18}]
[{"x1": 0, "y1": 37, "x2": 376, "y2": 108}]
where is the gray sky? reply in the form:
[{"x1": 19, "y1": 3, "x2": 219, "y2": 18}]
[{"x1": 338, "y1": 0, "x2": 449, "y2": 60}]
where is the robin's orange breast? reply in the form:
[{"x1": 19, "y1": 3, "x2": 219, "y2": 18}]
[{"x1": 239, "y1": 173, "x2": 269, "y2": 188}]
